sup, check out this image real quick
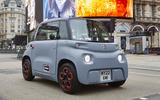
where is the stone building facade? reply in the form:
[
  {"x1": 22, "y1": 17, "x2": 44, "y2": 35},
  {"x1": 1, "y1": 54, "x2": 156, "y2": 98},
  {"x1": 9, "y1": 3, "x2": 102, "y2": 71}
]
[
  {"x1": 115, "y1": 0, "x2": 160, "y2": 53},
  {"x1": 0, "y1": 0, "x2": 25, "y2": 48}
]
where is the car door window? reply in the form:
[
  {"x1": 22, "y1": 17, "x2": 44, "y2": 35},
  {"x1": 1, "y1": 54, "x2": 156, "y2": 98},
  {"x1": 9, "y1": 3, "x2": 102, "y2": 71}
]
[{"x1": 36, "y1": 21, "x2": 59, "y2": 41}]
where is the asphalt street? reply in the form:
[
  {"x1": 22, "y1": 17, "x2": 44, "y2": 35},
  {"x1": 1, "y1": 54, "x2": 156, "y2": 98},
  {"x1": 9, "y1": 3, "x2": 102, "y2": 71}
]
[{"x1": 0, "y1": 54, "x2": 160, "y2": 100}]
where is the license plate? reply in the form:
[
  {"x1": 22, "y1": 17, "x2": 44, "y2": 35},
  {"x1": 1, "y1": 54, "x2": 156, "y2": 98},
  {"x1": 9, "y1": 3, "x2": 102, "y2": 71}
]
[{"x1": 100, "y1": 70, "x2": 111, "y2": 82}]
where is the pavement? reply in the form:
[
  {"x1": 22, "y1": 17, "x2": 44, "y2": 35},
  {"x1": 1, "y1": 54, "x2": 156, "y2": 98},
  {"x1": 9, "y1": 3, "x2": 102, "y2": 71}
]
[
  {"x1": 0, "y1": 54, "x2": 160, "y2": 100},
  {"x1": 126, "y1": 54, "x2": 160, "y2": 71}
]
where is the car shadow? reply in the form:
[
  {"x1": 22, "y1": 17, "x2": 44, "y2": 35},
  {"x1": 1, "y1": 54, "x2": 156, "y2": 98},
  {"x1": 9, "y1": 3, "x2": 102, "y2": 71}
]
[
  {"x1": 76, "y1": 84, "x2": 127, "y2": 95},
  {"x1": 31, "y1": 77, "x2": 127, "y2": 95}
]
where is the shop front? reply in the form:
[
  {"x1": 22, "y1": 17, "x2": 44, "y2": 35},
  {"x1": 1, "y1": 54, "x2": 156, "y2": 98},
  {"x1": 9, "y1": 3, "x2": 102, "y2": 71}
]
[
  {"x1": 129, "y1": 36, "x2": 148, "y2": 54},
  {"x1": 130, "y1": 25, "x2": 149, "y2": 54},
  {"x1": 115, "y1": 23, "x2": 131, "y2": 52}
]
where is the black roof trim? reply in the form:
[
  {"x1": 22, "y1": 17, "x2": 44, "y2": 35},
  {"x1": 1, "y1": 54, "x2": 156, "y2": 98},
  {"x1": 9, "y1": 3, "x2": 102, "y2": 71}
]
[{"x1": 41, "y1": 17, "x2": 92, "y2": 25}]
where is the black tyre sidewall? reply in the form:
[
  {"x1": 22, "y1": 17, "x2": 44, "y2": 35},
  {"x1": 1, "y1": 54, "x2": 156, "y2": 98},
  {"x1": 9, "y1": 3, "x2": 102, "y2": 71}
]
[
  {"x1": 22, "y1": 59, "x2": 34, "y2": 81},
  {"x1": 58, "y1": 63, "x2": 80, "y2": 93}
]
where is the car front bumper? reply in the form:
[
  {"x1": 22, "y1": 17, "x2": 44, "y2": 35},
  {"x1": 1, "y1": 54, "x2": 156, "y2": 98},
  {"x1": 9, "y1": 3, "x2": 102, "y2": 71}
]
[{"x1": 75, "y1": 53, "x2": 128, "y2": 85}]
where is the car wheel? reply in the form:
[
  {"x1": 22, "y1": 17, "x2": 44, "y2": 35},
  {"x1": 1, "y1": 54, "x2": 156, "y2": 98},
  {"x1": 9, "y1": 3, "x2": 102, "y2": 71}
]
[
  {"x1": 108, "y1": 80, "x2": 126, "y2": 87},
  {"x1": 58, "y1": 63, "x2": 80, "y2": 94},
  {"x1": 22, "y1": 59, "x2": 35, "y2": 81}
]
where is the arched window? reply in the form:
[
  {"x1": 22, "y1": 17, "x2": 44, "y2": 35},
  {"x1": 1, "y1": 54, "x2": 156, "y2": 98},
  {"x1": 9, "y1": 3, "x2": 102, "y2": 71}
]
[
  {"x1": 147, "y1": 26, "x2": 159, "y2": 36},
  {"x1": 147, "y1": 26, "x2": 159, "y2": 32},
  {"x1": 132, "y1": 25, "x2": 144, "y2": 32},
  {"x1": 116, "y1": 24, "x2": 129, "y2": 33},
  {"x1": 131, "y1": 25, "x2": 145, "y2": 36}
]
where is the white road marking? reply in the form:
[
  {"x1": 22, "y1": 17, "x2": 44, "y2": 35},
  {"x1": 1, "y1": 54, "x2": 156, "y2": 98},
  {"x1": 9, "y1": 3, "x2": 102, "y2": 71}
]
[
  {"x1": 129, "y1": 72, "x2": 160, "y2": 77},
  {"x1": 129, "y1": 67, "x2": 160, "y2": 71},
  {"x1": 139, "y1": 97, "x2": 148, "y2": 100}
]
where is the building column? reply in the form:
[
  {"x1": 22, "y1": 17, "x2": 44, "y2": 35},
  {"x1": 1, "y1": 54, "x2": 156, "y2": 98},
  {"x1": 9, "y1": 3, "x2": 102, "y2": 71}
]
[
  {"x1": 4, "y1": 14, "x2": 6, "y2": 39},
  {"x1": 117, "y1": 36, "x2": 121, "y2": 49},
  {"x1": 126, "y1": 36, "x2": 130, "y2": 50},
  {"x1": 113, "y1": 31, "x2": 122, "y2": 49},
  {"x1": 114, "y1": 31, "x2": 117, "y2": 43},
  {"x1": 158, "y1": 31, "x2": 160, "y2": 47},
  {"x1": 142, "y1": 36, "x2": 147, "y2": 52}
]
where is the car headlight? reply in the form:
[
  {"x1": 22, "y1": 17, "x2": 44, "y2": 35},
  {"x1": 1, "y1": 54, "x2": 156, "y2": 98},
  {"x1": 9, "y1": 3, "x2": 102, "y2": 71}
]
[
  {"x1": 84, "y1": 55, "x2": 91, "y2": 63},
  {"x1": 118, "y1": 55, "x2": 123, "y2": 63}
]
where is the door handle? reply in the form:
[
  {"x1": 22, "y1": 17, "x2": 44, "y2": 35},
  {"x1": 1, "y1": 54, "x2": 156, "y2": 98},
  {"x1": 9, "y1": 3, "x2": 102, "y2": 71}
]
[{"x1": 30, "y1": 44, "x2": 34, "y2": 49}]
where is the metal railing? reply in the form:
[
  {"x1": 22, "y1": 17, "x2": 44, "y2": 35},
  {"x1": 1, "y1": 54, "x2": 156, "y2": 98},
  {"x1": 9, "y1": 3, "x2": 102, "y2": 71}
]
[
  {"x1": 0, "y1": 48, "x2": 18, "y2": 54},
  {"x1": 0, "y1": 48, "x2": 26, "y2": 59}
]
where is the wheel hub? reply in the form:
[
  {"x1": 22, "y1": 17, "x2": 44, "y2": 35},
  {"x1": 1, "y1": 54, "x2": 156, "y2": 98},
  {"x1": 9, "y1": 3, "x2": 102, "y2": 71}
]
[
  {"x1": 59, "y1": 67, "x2": 73, "y2": 90},
  {"x1": 22, "y1": 61, "x2": 30, "y2": 78}
]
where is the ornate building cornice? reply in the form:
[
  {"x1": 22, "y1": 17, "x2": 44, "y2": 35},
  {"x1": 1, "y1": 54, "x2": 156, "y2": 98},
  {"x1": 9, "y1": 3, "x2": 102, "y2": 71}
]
[
  {"x1": 4, "y1": 0, "x2": 22, "y2": 7},
  {"x1": 134, "y1": 0, "x2": 160, "y2": 5}
]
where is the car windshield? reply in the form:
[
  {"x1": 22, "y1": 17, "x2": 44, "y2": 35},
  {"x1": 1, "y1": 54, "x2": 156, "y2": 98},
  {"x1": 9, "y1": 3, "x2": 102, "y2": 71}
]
[{"x1": 69, "y1": 19, "x2": 111, "y2": 42}]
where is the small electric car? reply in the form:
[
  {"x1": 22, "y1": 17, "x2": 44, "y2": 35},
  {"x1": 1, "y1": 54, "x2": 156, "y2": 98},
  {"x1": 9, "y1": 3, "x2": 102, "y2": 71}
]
[{"x1": 22, "y1": 18, "x2": 128, "y2": 93}]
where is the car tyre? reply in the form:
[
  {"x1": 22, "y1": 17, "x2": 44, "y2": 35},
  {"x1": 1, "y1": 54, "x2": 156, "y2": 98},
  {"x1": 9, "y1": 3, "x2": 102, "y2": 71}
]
[
  {"x1": 22, "y1": 59, "x2": 35, "y2": 81},
  {"x1": 108, "y1": 80, "x2": 126, "y2": 87},
  {"x1": 58, "y1": 63, "x2": 80, "y2": 94}
]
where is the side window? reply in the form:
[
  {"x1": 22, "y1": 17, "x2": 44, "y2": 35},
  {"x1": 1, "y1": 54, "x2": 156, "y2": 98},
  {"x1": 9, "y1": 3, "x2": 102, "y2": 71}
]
[
  {"x1": 59, "y1": 21, "x2": 68, "y2": 39},
  {"x1": 36, "y1": 21, "x2": 59, "y2": 41}
]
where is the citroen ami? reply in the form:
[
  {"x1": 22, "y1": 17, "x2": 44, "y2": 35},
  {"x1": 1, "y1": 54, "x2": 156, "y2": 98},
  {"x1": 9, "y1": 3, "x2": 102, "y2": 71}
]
[{"x1": 22, "y1": 18, "x2": 128, "y2": 93}]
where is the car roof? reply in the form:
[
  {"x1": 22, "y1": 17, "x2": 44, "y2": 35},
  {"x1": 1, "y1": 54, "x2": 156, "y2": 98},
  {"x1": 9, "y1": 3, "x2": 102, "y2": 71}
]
[{"x1": 41, "y1": 17, "x2": 88, "y2": 25}]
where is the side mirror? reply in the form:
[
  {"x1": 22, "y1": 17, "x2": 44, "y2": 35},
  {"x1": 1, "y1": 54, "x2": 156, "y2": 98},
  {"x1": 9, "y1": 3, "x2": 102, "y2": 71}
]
[{"x1": 49, "y1": 34, "x2": 55, "y2": 40}]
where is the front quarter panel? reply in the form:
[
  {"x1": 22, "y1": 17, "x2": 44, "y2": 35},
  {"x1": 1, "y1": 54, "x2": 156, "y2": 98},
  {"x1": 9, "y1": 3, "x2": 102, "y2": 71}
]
[
  {"x1": 56, "y1": 40, "x2": 128, "y2": 85},
  {"x1": 56, "y1": 40, "x2": 80, "y2": 81},
  {"x1": 23, "y1": 42, "x2": 33, "y2": 59}
]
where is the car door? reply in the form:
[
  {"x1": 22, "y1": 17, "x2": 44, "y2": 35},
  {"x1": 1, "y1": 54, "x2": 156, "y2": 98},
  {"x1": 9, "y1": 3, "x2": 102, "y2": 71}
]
[{"x1": 31, "y1": 21, "x2": 59, "y2": 75}]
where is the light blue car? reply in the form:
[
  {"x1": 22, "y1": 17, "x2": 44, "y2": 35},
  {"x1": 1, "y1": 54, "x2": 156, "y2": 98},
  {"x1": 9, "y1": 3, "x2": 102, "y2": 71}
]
[{"x1": 22, "y1": 18, "x2": 128, "y2": 93}]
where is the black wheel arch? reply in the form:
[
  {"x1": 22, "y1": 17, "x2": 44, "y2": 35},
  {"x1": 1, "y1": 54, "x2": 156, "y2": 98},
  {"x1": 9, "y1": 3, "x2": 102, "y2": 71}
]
[{"x1": 22, "y1": 56, "x2": 31, "y2": 64}]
